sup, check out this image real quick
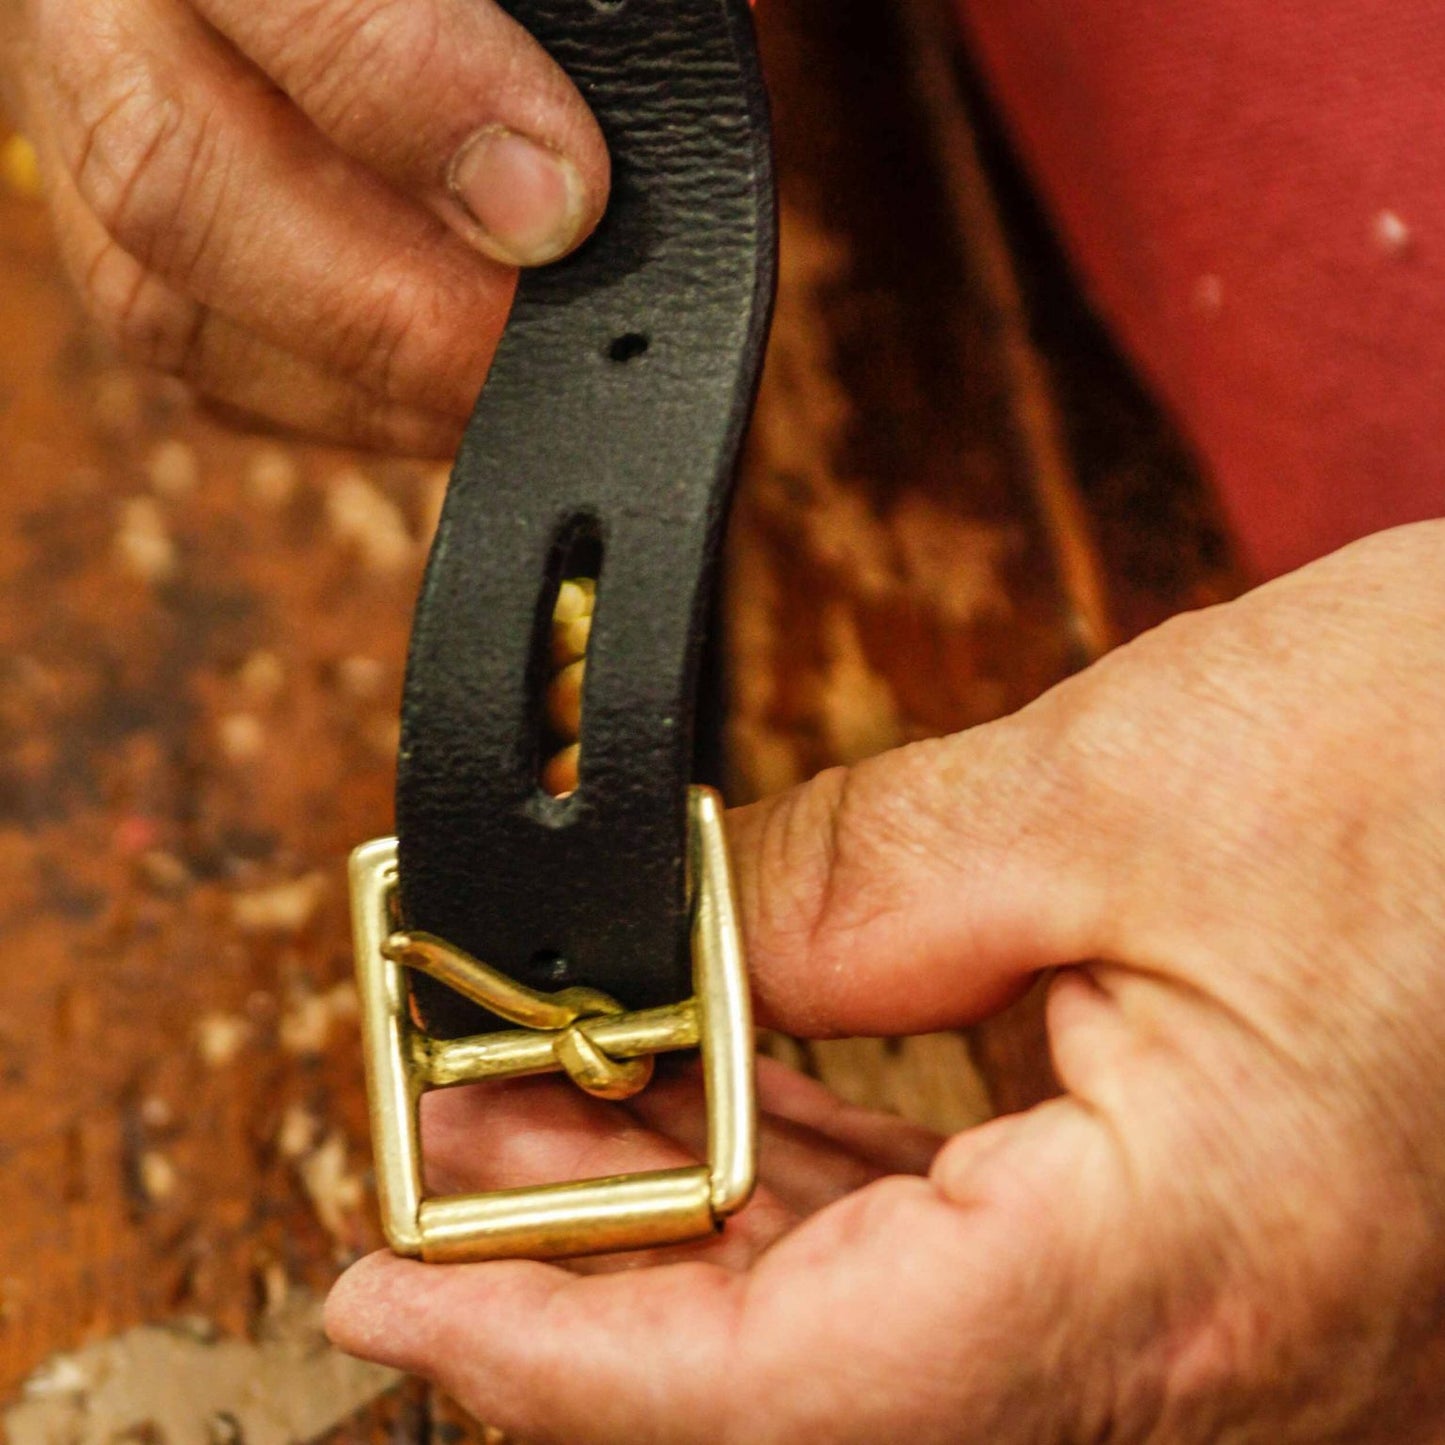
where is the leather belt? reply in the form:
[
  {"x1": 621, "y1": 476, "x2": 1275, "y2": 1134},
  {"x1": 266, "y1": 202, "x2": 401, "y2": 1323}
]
[{"x1": 348, "y1": 0, "x2": 777, "y2": 1262}]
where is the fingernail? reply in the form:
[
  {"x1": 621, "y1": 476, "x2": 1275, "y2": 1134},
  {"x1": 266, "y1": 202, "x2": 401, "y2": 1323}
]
[{"x1": 448, "y1": 125, "x2": 586, "y2": 267}]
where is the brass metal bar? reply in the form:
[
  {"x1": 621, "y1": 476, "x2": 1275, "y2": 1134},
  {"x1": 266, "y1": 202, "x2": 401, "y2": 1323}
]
[
  {"x1": 349, "y1": 838, "x2": 426, "y2": 1256},
  {"x1": 418, "y1": 1166, "x2": 716, "y2": 1262},
  {"x1": 690, "y1": 789, "x2": 758, "y2": 1218},
  {"x1": 416, "y1": 1003, "x2": 700, "y2": 1088}
]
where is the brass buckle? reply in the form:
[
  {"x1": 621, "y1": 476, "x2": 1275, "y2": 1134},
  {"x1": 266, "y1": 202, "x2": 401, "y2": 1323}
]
[{"x1": 348, "y1": 786, "x2": 756, "y2": 1263}]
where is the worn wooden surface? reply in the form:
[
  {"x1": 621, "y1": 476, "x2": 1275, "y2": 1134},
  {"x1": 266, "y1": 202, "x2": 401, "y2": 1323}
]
[{"x1": 0, "y1": 0, "x2": 1238, "y2": 1437}]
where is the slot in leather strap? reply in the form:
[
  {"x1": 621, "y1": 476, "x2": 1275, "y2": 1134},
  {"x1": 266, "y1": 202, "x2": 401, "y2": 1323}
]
[{"x1": 396, "y1": 0, "x2": 776, "y2": 1034}]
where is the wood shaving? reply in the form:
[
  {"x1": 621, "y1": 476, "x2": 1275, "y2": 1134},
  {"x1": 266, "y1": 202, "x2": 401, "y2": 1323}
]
[
  {"x1": 137, "y1": 850, "x2": 192, "y2": 895},
  {"x1": 4, "y1": 1293, "x2": 399, "y2": 1445},
  {"x1": 244, "y1": 447, "x2": 298, "y2": 508},
  {"x1": 114, "y1": 498, "x2": 176, "y2": 584},
  {"x1": 217, "y1": 712, "x2": 265, "y2": 763},
  {"x1": 138, "y1": 1151, "x2": 177, "y2": 1203},
  {"x1": 278, "y1": 982, "x2": 358, "y2": 1057},
  {"x1": 230, "y1": 875, "x2": 325, "y2": 936},
  {"x1": 257, "y1": 1260, "x2": 290, "y2": 1316},
  {"x1": 139, "y1": 1096, "x2": 174, "y2": 1130},
  {"x1": 295, "y1": 1132, "x2": 364, "y2": 1244},
  {"x1": 275, "y1": 1105, "x2": 318, "y2": 1162},
  {"x1": 146, "y1": 439, "x2": 199, "y2": 499},
  {"x1": 238, "y1": 651, "x2": 285, "y2": 701},
  {"x1": 816, "y1": 604, "x2": 904, "y2": 764},
  {"x1": 195, "y1": 1014, "x2": 249, "y2": 1068},
  {"x1": 325, "y1": 470, "x2": 413, "y2": 574},
  {"x1": 21, "y1": 1354, "x2": 90, "y2": 1399}
]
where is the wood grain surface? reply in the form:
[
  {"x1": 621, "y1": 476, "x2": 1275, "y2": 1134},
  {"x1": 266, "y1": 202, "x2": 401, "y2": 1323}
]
[{"x1": 0, "y1": 0, "x2": 1237, "y2": 1437}]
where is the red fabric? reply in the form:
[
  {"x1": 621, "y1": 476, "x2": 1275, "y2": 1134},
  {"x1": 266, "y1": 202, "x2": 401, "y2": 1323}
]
[{"x1": 958, "y1": 1, "x2": 1445, "y2": 579}]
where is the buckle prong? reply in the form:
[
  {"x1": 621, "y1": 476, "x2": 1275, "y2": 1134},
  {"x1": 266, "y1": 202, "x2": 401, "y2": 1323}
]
[
  {"x1": 382, "y1": 931, "x2": 658, "y2": 1100},
  {"x1": 348, "y1": 786, "x2": 757, "y2": 1262}
]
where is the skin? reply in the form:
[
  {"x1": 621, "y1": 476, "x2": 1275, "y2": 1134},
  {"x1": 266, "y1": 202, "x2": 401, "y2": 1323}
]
[
  {"x1": 0, "y1": 0, "x2": 610, "y2": 452},
  {"x1": 325, "y1": 524, "x2": 1445, "y2": 1443}
]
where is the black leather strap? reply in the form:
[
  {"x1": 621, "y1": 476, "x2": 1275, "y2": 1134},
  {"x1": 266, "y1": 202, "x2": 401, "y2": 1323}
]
[{"x1": 396, "y1": 0, "x2": 776, "y2": 1035}]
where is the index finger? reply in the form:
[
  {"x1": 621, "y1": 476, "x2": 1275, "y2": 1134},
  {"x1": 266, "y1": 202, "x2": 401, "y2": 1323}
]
[{"x1": 193, "y1": 0, "x2": 610, "y2": 266}]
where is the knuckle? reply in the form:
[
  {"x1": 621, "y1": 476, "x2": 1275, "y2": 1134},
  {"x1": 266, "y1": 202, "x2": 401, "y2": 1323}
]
[
  {"x1": 1026, "y1": 629, "x2": 1208, "y2": 825},
  {"x1": 266, "y1": 0, "x2": 443, "y2": 159},
  {"x1": 748, "y1": 766, "x2": 851, "y2": 955},
  {"x1": 325, "y1": 280, "x2": 420, "y2": 401},
  {"x1": 746, "y1": 745, "x2": 962, "y2": 977},
  {"x1": 324, "y1": 267, "x2": 488, "y2": 412},
  {"x1": 812, "y1": 752, "x2": 927, "y2": 940},
  {"x1": 65, "y1": 64, "x2": 222, "y2": 283},
  {"x1": 76, "y1": 242, "x2": 202, "y2": 375}
]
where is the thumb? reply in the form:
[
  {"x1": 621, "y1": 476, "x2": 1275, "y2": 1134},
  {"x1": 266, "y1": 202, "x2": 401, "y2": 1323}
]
[
  {"x1": 726, "y1": 684, "x2": 1136, "y2": 1039},
  {"x1": 193, "y1": 0, "x2": 610, "y2": 268}
]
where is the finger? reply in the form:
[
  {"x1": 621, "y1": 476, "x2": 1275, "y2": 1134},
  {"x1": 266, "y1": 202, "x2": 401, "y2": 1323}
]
[
  {"x1": 33, "y1": 110, "x2": 464, "y2": 453},
  {"x1": 194, "y1": 0, "x2": 610, "y2": 267},
  {"x1": 621, "y1": 1056, "x2": 941, "y2": 1185},
  {"x1": 419, "y1": 1079, "x2": 799, "y2": 1270},
  {"x1": 418, "y1": 1059, "x2": 932, "y2": 1251},
  {"x1": 421, "y1": 1075, "x2": 703, "y2": 1199},
  {"x1": 33, "y1": 0, "x2": 513, "y2": 419},
  {"x1": 726, "y1": 690, "x2": 1129, "y2": 1039},
  {"x1": 193, "y1": 372, "x2": 462, "y2": 457},
  {"x1": 752, "y1": 1056, "x2": 944, "y2": 1176},
  {"x1": 193, "y1": 333, "x2": 463, "y2": 454},
  {"x1": 328, "y1": 1251, "x2": 746, "y2": 1442},
  {"x1": 327, "y1": 1099, "x2": 1129, "y2": 1444},
  {"x1": 725, "y1": 595, "x2": 1304, "y2": 1042}
]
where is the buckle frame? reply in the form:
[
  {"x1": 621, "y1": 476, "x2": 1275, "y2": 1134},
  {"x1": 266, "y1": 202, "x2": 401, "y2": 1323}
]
[{"x1": 348, "y1": 786, "x2": 756, "y2": 1263}]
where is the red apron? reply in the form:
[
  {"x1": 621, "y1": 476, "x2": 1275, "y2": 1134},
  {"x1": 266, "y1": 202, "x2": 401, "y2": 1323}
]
[{"x1": 961, "y1": 0, "x2": 1445, "y2": 579}]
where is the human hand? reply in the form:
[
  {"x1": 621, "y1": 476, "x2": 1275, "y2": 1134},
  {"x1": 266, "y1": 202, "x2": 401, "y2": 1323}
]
[
  {"x1": 1, "y1": 0, "x2": 609, "y2": 452},
  {"x1": 326, "y1": 521, "x2": 1445, "y2": 1443}
]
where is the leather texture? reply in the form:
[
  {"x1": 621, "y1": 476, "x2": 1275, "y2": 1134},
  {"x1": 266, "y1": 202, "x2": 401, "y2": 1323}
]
[{"x1": 396, "y1": 0, "x2": 777, "y2": 1034}]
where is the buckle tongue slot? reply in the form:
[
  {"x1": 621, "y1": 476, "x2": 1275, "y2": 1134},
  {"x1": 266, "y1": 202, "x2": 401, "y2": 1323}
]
[{"x1": 538, "y1": 520, "x2": 601, "y2": 800}]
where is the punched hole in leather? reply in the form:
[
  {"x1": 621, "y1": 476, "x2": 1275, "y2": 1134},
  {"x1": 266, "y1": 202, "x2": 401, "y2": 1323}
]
[{"x1": 536, "y1": 530, "x2": 600, "y2": 802}]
